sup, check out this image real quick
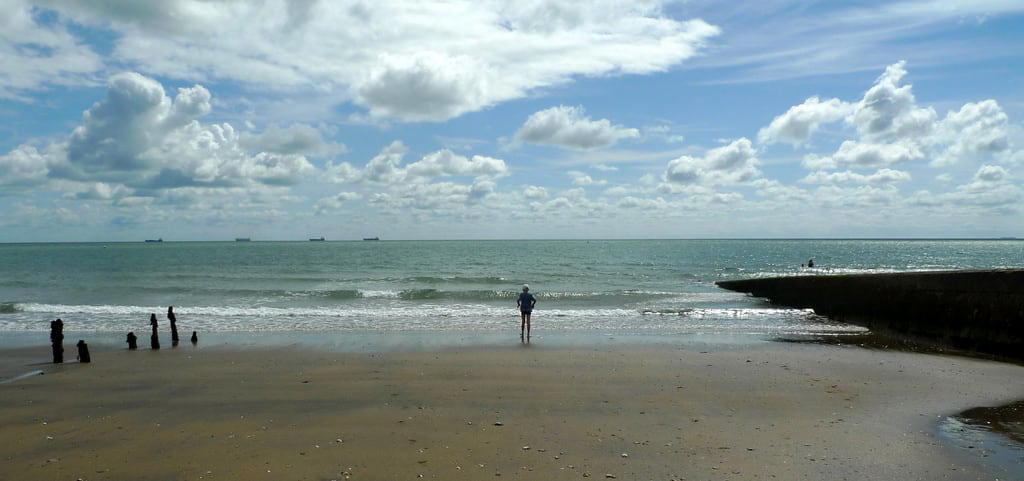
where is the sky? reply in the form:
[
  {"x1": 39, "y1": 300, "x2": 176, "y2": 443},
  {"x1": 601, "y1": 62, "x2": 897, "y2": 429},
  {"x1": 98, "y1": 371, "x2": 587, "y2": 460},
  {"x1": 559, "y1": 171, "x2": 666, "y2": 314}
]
[{"x1": 1, "y1": 0, "x2": 1023, "y2": 241}]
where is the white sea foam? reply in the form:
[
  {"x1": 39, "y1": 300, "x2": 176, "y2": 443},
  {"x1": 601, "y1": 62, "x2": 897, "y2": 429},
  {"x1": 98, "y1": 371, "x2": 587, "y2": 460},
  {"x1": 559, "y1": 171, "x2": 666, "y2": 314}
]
[
  {"x1": 0, "y1": 302, "x2": 866, "y2": 334},
  {"x1": 357, "y1": 290, "x2": 401, "y2": 298}
]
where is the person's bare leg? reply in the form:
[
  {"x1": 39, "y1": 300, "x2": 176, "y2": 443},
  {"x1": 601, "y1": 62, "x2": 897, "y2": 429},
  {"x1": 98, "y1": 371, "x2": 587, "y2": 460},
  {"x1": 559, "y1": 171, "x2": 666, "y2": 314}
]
[
  {"x1": 520, "y1": 313, "x2": 526, "y2": 340},
  {"x1": 525, "y1": 313, "x2": 531, "y2": 340}
]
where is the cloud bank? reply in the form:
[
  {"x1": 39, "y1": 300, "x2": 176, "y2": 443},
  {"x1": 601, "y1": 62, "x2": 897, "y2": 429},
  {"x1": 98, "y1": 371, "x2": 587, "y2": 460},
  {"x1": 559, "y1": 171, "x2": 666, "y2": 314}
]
[{"x1": 4, "y1": 0, "x2": 720, "y2": 121}]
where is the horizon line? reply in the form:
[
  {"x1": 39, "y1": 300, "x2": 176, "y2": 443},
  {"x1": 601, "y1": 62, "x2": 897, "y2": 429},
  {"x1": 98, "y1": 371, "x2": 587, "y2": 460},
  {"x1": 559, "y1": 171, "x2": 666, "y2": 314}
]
[{"x1": 0, "y1": 237, "x2": 1020, "y2": 244}]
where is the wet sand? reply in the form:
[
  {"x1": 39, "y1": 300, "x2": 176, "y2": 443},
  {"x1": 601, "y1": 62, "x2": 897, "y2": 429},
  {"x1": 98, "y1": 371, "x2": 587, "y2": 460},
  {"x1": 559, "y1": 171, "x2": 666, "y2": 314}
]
[{"x1": 1, "y1": 339, "x2": 1022, "y2": 481}]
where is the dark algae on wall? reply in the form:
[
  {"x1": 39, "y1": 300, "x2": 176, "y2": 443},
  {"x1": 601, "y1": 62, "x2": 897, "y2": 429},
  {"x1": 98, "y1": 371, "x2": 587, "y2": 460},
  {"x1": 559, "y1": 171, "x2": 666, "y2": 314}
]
[{"x1": 717, "y1": 269, "x2": 1024, "y2": 360}]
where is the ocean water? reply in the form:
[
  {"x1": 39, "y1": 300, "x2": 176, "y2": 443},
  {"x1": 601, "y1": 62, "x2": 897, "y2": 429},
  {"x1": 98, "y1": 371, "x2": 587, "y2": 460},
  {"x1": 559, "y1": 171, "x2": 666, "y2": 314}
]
[{"x1": 0, "y1": 239, "x2": 1020, "y2": 336}]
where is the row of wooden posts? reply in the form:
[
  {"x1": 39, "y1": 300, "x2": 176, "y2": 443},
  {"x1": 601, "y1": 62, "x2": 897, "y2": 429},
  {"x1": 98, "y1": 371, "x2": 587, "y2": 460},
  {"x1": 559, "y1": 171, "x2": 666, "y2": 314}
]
[{"x1": 48, "y1": 306, "x2": 197, "y2": 364}]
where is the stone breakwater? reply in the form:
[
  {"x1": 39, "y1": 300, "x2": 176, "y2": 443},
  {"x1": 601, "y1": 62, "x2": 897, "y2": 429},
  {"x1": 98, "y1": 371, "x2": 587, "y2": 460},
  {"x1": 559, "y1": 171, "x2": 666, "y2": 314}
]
[{"x1": 716, "y1": 269, "x2": 1024, "y2": 360}]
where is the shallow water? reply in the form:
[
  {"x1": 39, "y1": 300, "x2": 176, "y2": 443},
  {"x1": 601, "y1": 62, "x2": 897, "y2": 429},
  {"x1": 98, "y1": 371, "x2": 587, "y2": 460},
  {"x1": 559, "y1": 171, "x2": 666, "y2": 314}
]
[
  {"x1": 938, "y1": 401, "x2": 1024, "y2": 479},
  {"x1": 1, "y1": 239, "x2": 1019, "y2": 336}
]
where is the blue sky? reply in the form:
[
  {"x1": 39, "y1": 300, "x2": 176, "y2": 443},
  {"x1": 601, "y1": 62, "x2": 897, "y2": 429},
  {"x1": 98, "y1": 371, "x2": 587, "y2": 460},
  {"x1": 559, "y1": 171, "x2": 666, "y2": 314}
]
[{"x1": 1, "y1": 0, "x2": 1023, "y2": 241}]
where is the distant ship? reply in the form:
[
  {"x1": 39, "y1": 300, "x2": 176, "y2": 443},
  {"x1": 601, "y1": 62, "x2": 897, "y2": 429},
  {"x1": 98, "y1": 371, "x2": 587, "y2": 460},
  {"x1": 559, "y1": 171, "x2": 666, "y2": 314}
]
[
  {"x1": 235, "y1": 238, "x2": 251, "y2": 242},
  {"x1": 309, "y1": 237, "x2": 325, "y2": 242},
  {"x1": 144, "y1": 238, "x2": 163, "y2": 243},
  {"x1": 363, "y1": 236, "x2": 380, "y2": 241}
]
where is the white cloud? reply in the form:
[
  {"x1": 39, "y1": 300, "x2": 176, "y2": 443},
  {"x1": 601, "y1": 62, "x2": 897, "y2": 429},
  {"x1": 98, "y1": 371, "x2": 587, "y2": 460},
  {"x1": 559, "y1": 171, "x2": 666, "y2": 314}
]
[
  {"x1": 70, "y1": 182, "x2": 130, "y2": 200},
  {"x1": 326, "y1": 141, "x2": 507, "y2": 185},
  {"x1": 240, "y1": 123, "x2": 347, "y2": 158},
  {"x1": 800, "y1": 168, "x2": 911, "y2": 185},
  {"x1": 0, "y1": 0, "x2": 103, "y2": 100},
  {"x1": 0, "y1": 144, "x2": 52, "y2": 187},
  {"x1": 406, "y1": 150, "x2": 507, "y2": 179},
  {"x1": 314, "y1": 191, "x2": 360, "y2": 214},
  {"x1": 523, "y1": 185, "x2": 549, "y2": 199},
  {"x1": 603, "y1": 186, "x2": 630, "y2": 196},
  {"x1": 824, "y1": 140, "x2": 925, "y2": 168},
  {"x1": 813, "y1": 184, "x2": 902, "y2": 208},
  {"x1": 663, "y1": 138, "x2": 761, "y2": 186},
  {"x1": 642, "y1": 125, "x2": 685, "y2": 144},
  {"x1": 765, "y1": 62, "x2": 1022, "y2": 175},
  {"x1": 567, "y1": 170, "x2": 607, "y2": 187},
  {"x1": 801, "y1": 153, "x2": 837, "y2": 170},
  {"x1": 593, "y1": 164, "x2": 619, "y2": 172},
  {"x1": 758, "y1": 96, "x2": 852, "y2": 146},
  {"x1": 930, "y1": 100, "x2": 1011, "y2": 166},
  {"x1": 1, "y1": 72, "x2": 316, "y2": 195},
  {"x1": 362, "y1": 141, "x2": 409, "y2": 184},
  {"x1": 371, "y1": 180, "x2": 499, "y2": 211},
  {"x1": 848, "y1": 61, "x2": 937, "y2": 141},
  {"x1": 618, "y1": 196, "x2": 670, "y2": 209},
  {"x1": 944, "y1": 164, "x2": 1021, "y2": 209},
  {"x1": 972, "y1": 164, "x2": 1009, "y2": 183},
  {"x1": 515, "y1": 105, "x2": 640, "y2": 150},
  {"x1": 752, "y1": 179, "x2": 811, "y2": 203},
  {"x1": 28, "y1": 1, "x2": 719, "y2": 121}
]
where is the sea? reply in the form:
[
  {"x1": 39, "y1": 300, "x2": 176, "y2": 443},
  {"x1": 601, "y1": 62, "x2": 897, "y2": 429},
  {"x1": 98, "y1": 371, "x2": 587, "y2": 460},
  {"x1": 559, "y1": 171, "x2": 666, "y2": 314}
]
[{"x1": 1, "y1": 239, "x2": 1020, "y2": 340}]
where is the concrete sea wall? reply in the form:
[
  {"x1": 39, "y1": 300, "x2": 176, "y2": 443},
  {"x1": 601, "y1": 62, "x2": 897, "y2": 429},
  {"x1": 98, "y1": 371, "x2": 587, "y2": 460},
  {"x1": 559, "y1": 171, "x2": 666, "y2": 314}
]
[{"x1": 716, "y1": 269, "x2": 1024, "y2": 359}]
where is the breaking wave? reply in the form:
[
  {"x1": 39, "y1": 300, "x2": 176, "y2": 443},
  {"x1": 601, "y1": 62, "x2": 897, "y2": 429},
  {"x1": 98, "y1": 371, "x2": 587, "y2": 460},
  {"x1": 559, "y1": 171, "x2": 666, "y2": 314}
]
[{"x1": 0, "y1": 302, "x2": 867, "y2": 334}]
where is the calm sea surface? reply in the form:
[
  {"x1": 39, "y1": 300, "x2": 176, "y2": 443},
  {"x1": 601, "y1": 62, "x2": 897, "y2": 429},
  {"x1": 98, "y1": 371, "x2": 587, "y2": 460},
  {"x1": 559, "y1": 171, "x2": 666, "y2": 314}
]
[{"x1": 0, "y1": 239, "x2": 1020, "y2": 336}]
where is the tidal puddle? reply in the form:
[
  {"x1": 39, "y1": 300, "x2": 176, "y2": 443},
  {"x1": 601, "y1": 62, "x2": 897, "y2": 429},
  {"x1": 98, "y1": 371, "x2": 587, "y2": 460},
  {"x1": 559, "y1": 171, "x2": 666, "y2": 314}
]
[{"x1": 938, "y1": 401, "x2": 1024, "y2": 478}]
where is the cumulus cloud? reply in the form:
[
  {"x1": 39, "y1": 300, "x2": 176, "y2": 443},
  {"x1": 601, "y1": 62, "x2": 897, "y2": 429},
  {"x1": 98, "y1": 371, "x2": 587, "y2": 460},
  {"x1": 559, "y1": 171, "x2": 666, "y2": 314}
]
[
  {"x1": 848, "y1": 61, "x2": 937, "y2": 142},
  {"x1": 567, "y1": 171, "x2": 607, "y2": 187},
  {"x1": 758, "y1": 96, "x2": 852, "y2": 146},
  {"x1": 406, "y1": 150, "x2": 507, "y2": 179},
  {"x1": 69, "y1": 182, "x2": 131, "y2": 201},
  {"x1": 765, "y1": 61, "x2": 1022, "y2": 174},
  {"x1": 618, "y1": 196, "x2": 670, "y2": 209},
  {"x1": 930, "y1": 100, "x2": 1011, "y2": 166},
  {"x1": 812, "y1": 140, "x2": 925, "y2": 169},
  {"x1": 514, "y1": 105, "x2": 641, "y2": 150},
  {"x1": 0, "y1": 72, "x2": 316, "y2": 196},
  {"x1": 663, "y1": 138, "x2": 761, "y2": 186},
  {"x1": 522, "y1": 185, "x2": 549, "y2": 199},
  {"x1": 326, "y1": 141, "x2": 508, "y2": 185},
  {"x1": 800, "y1": 168, "x2": 911, "y2": 185},
  {"x1": 972, "y1": 164, "x2": 1009, "y2": 183},
  {"x1": 370, "y1": 180, "x2": 499, "y2": 211},
  {"x1": 240, "y1": 123, "x2": 347, "y2": 158},
  {"x1": 0, "y1": 144, "x2": 53, "y2": 188},
  {"x1": 752, "y1": 179, "x2": 811, "y2": 203},
  {"x1": 945, "y1": 164, "x2": 1021, "y2": 210},
  {"x1": 24, "y1": 1, "x2": 719, "y2": 121},
  {"x1": 314, "y1": 191, "x2": 360, "y2": 214}
]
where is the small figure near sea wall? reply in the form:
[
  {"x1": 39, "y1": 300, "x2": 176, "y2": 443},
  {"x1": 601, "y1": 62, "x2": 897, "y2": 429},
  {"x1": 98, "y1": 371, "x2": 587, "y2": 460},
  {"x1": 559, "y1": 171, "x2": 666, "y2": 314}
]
[
  {"x1": 126, "y1": 331, "x2": 138, "y2": 350},
  {"x1": 76, "y1": 340, "x2": 91, "y2": 363},
  {"x1": 190, "y1": 331, "x2": 198, "y2": 345},
  {"x1": 49, "y1": 319, "x2": 64, "y2": 363},
  {"x1": 150, "y1": 314, "x2": 160, "y2": 350},
  {"x1": 168, "y1": 306, "x2": 179, "y2": 346}
]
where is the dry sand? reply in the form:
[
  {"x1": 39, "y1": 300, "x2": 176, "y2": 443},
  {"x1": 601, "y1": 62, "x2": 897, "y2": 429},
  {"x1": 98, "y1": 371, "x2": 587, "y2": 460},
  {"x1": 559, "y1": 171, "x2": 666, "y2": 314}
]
[{"x1": 1, "y1": 339, "x2": 1022, "y2": 481}]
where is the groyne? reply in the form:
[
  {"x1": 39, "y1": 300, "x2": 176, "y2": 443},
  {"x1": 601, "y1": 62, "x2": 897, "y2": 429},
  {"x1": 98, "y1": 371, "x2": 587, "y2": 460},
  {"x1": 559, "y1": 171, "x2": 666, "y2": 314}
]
[{"x1": 716, "y1": 269, "x2": 1024, "y2": 360}]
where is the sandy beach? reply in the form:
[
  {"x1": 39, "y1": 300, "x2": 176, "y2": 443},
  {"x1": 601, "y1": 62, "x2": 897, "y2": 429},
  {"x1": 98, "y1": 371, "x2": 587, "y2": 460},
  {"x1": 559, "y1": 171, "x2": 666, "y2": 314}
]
[{"x1": 1, "y1": 338, "x2": 1022, "y2": 481}]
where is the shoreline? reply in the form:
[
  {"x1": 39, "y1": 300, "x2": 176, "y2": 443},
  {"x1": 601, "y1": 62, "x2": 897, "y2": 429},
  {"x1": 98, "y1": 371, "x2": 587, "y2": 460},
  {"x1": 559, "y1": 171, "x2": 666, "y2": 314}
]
[{"x1": 2, "y1": 336, "x2": 1023, "y2": 480}]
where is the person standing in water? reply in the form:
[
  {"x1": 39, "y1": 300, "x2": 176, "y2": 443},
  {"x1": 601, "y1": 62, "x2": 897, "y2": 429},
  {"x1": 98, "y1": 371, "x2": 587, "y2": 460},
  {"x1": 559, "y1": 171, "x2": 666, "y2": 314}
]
[{"x1": 517, "y1": 284, "x2": 537, "y2": 341}]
